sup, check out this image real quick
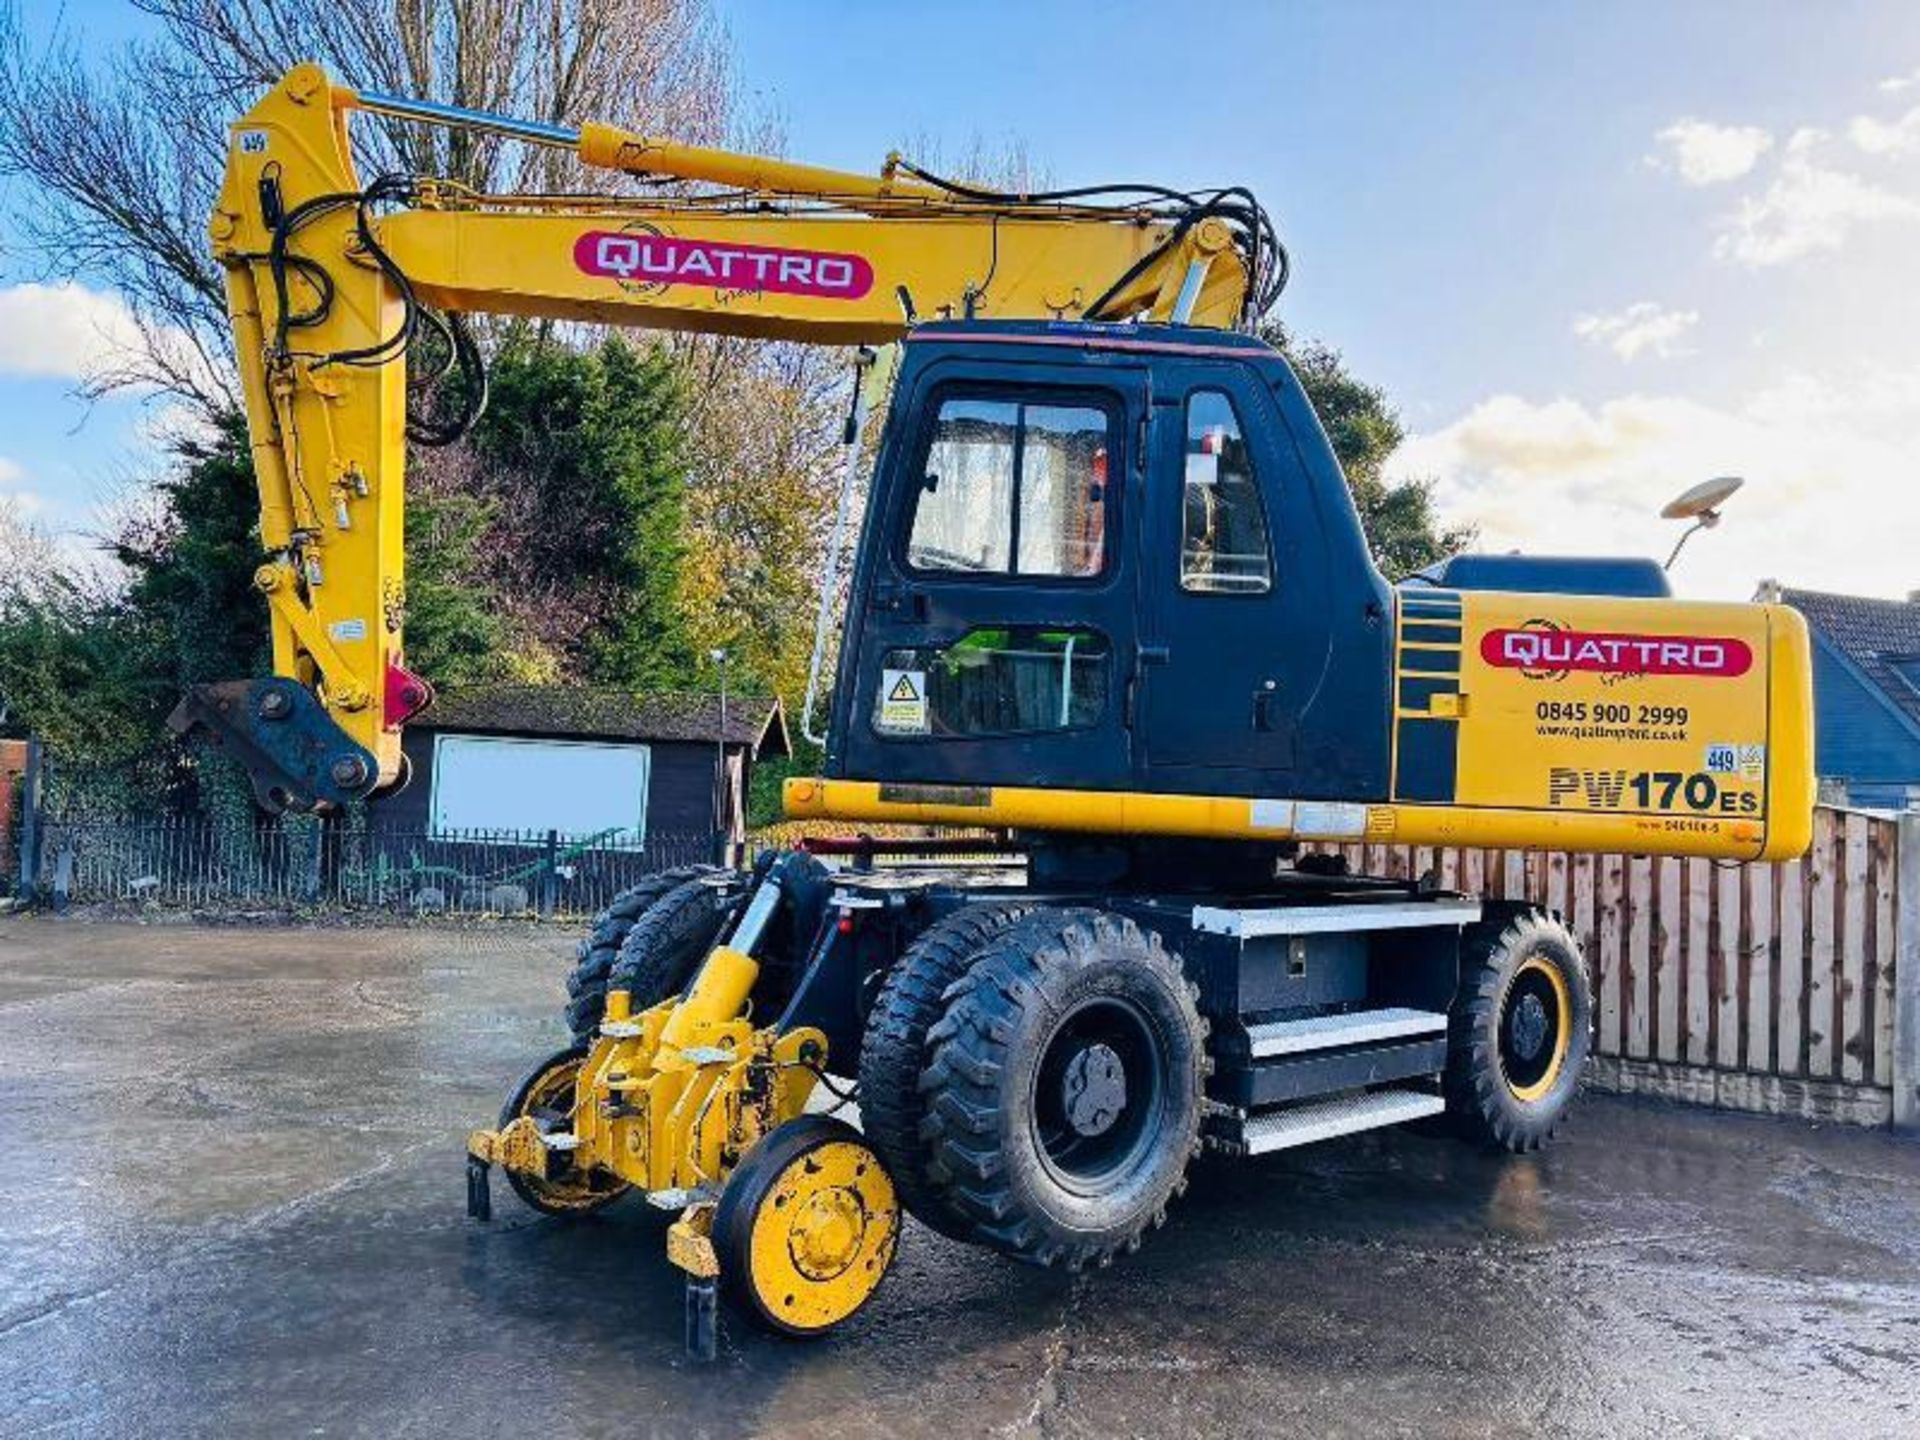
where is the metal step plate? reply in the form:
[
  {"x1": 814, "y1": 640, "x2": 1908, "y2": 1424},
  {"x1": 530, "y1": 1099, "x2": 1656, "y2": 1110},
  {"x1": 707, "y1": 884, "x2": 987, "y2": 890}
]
[
  {"x1": 1239, "y1": 1088, "x2": 1446, "y2": 1155},
  {"x1": 1247, "y1": 1006, "x2": 1448, "y2": 1059},
  {"x1": 1191, "y1": 899, "x2": 1482, "y2": 938}
]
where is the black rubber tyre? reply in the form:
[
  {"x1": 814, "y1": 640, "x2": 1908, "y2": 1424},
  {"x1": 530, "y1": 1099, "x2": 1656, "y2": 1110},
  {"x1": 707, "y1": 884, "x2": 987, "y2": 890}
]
[
  {"x1": 1444, "y1": 908, "x2": 1593, "y2": 1152},
  {"x1": 857, "y1": 901, "x2": 1031, "y2": 1240},
  {"x1": 918, "y1": 908, "x2": 1208, "y2": 1270},
  {"x1": 498, "y1": 1044, "x2": 629, "y2": 1217},
  {"x1": 563, "y1": 866, "x2": 719, "y2": 1041},
  {"x1": 713, "y1": 1115, "x2": 900, "y2": 1337},
  {"x1": 604, "y1": 872, "x2": 741, "y2": 1011}
]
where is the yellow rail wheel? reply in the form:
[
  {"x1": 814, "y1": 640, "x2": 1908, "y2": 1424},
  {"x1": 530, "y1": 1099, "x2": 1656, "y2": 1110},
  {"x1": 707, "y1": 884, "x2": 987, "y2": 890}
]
[
  {"x1": 1444, "y1": 910, "x2": 1592, "y2": 1153},
  {"x1": 497, "y1": 1046, "x2": 630, "y2": 1217},
  {"x1": 713, "y1": 1115, "x2": 900, "y2": 1336}
]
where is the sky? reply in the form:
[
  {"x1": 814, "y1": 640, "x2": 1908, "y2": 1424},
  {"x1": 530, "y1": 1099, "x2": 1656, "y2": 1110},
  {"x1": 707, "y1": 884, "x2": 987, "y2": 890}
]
[{"x1": 4, "y1": 0, "x2": 1919, "y2": 600}]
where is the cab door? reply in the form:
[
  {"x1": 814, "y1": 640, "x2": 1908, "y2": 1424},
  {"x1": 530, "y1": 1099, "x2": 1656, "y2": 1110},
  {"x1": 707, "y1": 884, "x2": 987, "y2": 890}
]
[
  {"x1": 834, "y1": 355, "x2": 1145, "y2": 792},
  {"x1": 1136, "y1": 362, "x2": 1335, "y2": 793}
]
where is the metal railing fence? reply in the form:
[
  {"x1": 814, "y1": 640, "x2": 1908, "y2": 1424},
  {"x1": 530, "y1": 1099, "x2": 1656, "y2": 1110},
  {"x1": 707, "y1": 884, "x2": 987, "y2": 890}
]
[{"x1": 27, "y1": 814, "x2": 720, "y2": 918}]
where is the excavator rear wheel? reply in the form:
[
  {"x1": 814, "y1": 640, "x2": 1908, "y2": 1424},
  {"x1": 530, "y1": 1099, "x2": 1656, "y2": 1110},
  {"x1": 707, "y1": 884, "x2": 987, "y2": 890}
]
[
  {"x1": 713, "y1": 1116, "x2": 900, "y2": 1336},
  {"x1": 497, "y1": 1045, "x2": 630, "y2": 1217},
  {"x1": 917, "y1": 908, "x2": 1207, "y2": 1271}
]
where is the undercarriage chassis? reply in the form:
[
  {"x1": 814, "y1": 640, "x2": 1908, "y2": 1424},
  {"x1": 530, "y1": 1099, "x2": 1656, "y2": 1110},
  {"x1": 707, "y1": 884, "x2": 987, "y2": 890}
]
[{"x1": 465, "y1": 841, "x2": 1591, "y2": 1358}]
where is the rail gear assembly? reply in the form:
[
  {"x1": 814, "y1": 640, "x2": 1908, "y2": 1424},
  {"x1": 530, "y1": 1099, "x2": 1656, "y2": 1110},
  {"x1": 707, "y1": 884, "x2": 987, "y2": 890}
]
[{"x1": 191, "y1": 66, "x2": 1816, "y2": 1358}]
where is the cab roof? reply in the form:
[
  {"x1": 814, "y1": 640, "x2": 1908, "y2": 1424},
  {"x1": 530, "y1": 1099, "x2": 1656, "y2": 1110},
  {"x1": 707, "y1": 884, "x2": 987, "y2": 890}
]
[{"x1": 905, "y1": 317, "x2": 1275, "y2": 359}]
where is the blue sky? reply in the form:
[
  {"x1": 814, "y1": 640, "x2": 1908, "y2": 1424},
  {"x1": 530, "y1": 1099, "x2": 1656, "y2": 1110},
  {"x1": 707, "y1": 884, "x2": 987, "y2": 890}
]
[{"x1": 5, "y1": 1, "x2": 1919, "y2": 597}]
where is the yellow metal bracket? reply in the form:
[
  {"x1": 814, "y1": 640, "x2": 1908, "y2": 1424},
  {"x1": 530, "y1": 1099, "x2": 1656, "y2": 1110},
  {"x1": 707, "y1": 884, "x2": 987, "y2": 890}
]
[
  {"x1": 467, "y1": 1115, "x2": 548, "y2": 1178},
  {"x1": 254, "y1": 563, "x2": 373, "y2": 711},
  {"x1": 666, "y1": 1203, "x2": 719, "y2": 1279}
]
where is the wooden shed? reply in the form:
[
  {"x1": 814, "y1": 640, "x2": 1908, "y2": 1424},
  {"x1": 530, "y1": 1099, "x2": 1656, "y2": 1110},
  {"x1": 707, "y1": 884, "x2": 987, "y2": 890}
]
[{"x1": 369, "y1": 686, "x2": 788, "y2": 845}]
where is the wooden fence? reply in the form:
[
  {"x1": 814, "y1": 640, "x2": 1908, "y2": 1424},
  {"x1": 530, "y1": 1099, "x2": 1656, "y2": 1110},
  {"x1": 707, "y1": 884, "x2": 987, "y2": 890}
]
[{"x1": 1311, "y1": 805, "x2": 1917, "y2": 1128}]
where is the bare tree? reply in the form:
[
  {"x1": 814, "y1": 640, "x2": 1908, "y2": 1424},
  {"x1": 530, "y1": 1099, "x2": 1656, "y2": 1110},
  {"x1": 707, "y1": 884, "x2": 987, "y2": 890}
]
[
  {"x1": 0, "y1": 0, "x2": 736, "y2": 419},
  {"x1": 0, "y1": 498, "x2": 64, "y2": 606}
]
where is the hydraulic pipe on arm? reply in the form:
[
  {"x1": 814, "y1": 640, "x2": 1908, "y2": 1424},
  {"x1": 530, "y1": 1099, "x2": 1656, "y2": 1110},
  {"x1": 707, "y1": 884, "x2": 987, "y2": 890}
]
[{"x1": 174, "y1": 63, "x2": 1262, "y2": 812}]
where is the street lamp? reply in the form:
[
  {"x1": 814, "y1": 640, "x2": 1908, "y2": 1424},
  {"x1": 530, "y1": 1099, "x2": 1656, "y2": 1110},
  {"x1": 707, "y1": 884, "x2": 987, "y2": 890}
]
[
  {"x1": 1660, "y1": 476, "x2": 1744, "y2": 571},
  {"x1": 710, "y1": 648, "x2": 730, "y2": 864}
]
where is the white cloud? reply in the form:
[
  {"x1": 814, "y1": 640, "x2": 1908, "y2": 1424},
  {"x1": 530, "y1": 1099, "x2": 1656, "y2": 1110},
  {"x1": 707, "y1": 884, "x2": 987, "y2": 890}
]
[
  {"x1": 0, "y1": 456, "x2": 44, "y2": 515},
  {"x1": 133, "y1": 400, "x2": 218, "y2": 452},
  {"x1": 1649, "y1": 118, "x2": 1774, "y2": 185},
  {"x1": 1712, "y1": 129, "x2": 1920, "y2": 266},
  {"x1": 1572, "y1": 302, "x2": 1699, "y2": 361},
  {"x1": 1879, "y1": 68, "x2": 1920, "y2": 95},
  {"x1": 1849, "y1": 104, "x2": 1920, "y2": 156},
  {"x1": 1395, "y1": 378, "x2": 1920, "y2": 601},
  {"x1": 0, "y1": 282, "x2": 151, "y2": 382}
]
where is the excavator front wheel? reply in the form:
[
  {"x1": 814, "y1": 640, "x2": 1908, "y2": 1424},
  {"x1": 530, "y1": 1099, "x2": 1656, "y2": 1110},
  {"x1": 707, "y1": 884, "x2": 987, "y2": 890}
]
[
  {"x1": 497, "y1": 1045, "x2": 630, "y2": 1217},
  {"x1": 713, "y1": 1115, "x2": 899, "y2": 1337}
]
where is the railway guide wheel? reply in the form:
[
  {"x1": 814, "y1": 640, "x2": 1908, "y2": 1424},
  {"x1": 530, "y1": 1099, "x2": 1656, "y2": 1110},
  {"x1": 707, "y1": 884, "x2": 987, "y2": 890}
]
[
  {"x1": 712, "y1": 1115, "x2": 900, "y2": 1338},
  {"x1": 494, "y1": 1044, "x2": 630, "y2": 1217}
]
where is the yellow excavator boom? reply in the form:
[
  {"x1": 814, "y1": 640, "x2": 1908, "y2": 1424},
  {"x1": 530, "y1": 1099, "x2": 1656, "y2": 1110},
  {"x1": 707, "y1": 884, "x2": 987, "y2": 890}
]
[{"x1": 188, "y1": 62, "x2": 1261, "y2": 807}]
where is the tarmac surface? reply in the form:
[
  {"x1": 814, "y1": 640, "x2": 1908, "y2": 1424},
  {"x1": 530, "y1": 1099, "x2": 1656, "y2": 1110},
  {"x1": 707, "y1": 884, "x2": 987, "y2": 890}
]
[{"x1": 1, "y1": 913, "x2": 1916, "y2": 1439}]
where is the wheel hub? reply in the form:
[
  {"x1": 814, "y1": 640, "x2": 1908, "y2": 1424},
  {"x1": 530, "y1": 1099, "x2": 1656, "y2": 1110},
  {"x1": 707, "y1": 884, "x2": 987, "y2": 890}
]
[
  {"x1": 1061, "y1": 1042, "x2": 1128, "y2": 1137},
  {"x1": 787, "y1": 1186, "x2": 867, "y2": 1280},
  {"x1": 1499, "y1": 954, "x2": 1572, "y2": 1102},
  {"x1": 1508, "y1": 992, "x2": 1549, "y2": 1062}
]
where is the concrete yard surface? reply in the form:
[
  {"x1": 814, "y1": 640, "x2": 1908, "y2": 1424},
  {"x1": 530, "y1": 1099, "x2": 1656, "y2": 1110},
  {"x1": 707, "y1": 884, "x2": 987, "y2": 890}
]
[{"x1": 1, "y1": 915, "x2": 1916, "y2": 1438}]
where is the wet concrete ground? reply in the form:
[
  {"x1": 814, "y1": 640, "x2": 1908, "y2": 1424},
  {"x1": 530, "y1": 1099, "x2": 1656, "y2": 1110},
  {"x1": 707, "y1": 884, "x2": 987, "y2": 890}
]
[{"x1": 1, "y1": 915, "x2": 1916, "y2": 1439}]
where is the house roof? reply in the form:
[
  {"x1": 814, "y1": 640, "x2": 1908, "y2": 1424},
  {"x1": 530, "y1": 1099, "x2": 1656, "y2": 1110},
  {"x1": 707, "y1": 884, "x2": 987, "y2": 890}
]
[
  {"x1": 1778, "y1": 587, "x2": 1920, "y2": 737},
  {"x1": 418, "y1": 686, "x2": 790, "y2": 757}
]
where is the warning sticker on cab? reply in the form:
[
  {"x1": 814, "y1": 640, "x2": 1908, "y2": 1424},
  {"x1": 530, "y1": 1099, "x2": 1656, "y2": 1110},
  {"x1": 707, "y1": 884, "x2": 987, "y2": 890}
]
[{"x1": 878, "y1": 669, "x2": 928, "y2": 733}]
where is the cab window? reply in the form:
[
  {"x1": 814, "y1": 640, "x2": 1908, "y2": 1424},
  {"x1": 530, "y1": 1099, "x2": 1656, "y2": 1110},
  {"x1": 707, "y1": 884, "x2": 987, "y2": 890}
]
[
  {"x1": 907, "y1": 396, "x2": 1110, "y2": 578},
  {"x1": 872, "y1": 627, "x2": 1110, "y2": 737},
  {"x1": 1181, "y1": 389, "x2": 1271, "y2": 594}
]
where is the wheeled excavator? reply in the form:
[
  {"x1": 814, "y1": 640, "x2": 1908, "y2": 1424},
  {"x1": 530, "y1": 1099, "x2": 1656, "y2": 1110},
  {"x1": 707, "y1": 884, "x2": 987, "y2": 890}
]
[{"x1": 183, "y1": 65, "x2": 1816, "y2": 1357}]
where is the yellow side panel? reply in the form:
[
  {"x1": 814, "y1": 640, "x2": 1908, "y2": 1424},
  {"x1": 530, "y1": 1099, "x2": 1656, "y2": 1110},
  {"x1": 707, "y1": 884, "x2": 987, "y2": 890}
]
[{"x1": 1403, "y1": 592, "x2": 1807, "y2": 857}]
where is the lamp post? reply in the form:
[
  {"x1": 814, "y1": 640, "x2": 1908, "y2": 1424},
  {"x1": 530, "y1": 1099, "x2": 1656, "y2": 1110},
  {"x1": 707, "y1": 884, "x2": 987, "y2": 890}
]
[
  {"x1": 1660, "y1": 476, "x2": 1744, "y2": 572},
  {"x1": 711, "y1": 648, "x2": 730, "y2": 865}
]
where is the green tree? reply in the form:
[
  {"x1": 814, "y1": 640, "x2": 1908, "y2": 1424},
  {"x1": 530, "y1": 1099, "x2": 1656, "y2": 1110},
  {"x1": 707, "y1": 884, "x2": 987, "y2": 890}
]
[
  {"x1": 0, "y1": 585, "x2": 169, "y2": 809},
  {"x1": 1263, "y1": 323, "x2": 1475, "y2": 579},
  {"x1": 0, "y1": 418, "x2": 269, "y2": 813},
  {"x1": 400, "y1": 490, "x2": 508, "y2": 687},
  {"x1": 113, "y1": 414, "x2": 270, "y2": 692},
  {"x1": 466, "y1": 334, "x2": 697, "y2": 688}
]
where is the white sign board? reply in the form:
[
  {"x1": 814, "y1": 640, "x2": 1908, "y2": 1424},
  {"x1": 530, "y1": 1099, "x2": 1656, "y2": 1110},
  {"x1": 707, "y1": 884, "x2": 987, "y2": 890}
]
[{"x1": 430, "y1": 735, "x2": 650, "y2": 840}]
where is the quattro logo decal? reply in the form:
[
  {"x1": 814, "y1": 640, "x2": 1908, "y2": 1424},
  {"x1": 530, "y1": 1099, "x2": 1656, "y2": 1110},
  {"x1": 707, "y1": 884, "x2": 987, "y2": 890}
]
[
  {"x1": 574, "y1": 231, "x2": 875, "y2": 299},
  {"x1": 1481, "y1": 627, "x2": 1752, "y2": 678}
]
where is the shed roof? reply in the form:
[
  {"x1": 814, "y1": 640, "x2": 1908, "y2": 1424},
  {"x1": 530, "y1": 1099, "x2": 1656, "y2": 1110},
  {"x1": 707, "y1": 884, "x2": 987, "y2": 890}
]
[
  {"x1": 1778, "y1": 587, "x2": 1920, "y2": 737},
  {"x1": 417, "y1": 686, "x2": 790, "y2": 757}
]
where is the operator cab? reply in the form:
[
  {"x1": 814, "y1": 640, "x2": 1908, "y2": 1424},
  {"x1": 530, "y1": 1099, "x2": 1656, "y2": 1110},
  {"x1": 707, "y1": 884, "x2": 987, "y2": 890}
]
[{"x1": 827, "y1": 320, "x2": 1395, "y2": 803}]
